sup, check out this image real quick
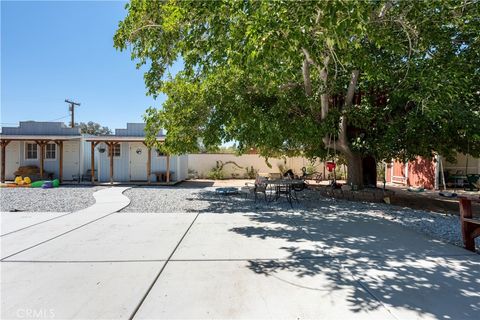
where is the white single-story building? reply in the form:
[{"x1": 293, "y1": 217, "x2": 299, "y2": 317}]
[
  {"x1": 0, "y1": 121, "x2": 82, "y2": 182},
  {"x1": 83, "y1": 123, "x2": 187, "y2": 183},
  {"x1": 0, "y1": 121, "x2": 187, "y2": 184}
]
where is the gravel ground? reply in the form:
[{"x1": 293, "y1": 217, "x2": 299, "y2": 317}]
[
  {"x1": 122, "y1": 186, "x2": 479, "y2": 251},
  {"x1": 0, "y1": 186, "x2": 104, "y2": 212}
]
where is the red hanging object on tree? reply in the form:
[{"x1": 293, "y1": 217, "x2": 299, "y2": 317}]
[{"x1": 326, "y1": 161, "x2": 336, "y2": 172}]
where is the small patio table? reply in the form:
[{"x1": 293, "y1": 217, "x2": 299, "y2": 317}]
[{"x1": 265, "y1": 179, "x2": 305, "y2": 207}]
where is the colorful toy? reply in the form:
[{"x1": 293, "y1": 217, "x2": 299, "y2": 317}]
[
  {"x1": 42, "y1": 181, "x2": 53, "y2": 189},
  {"x1": 5, "y1": 177, "x2": 60, "y2": 188},
  {"x1": 30, "y1": 181, "x2": 45, "y2": 188}
]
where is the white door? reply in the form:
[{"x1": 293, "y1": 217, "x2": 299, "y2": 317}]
[
  {"x1": 5, "y1": 141, "x2": 20, "y2": 180},
  {"x1": 63, "y1": 141, "x2": 80, "y2": 181},
  {"x1": 129, "y1": 142, "x2": 148, "y2": 181}
]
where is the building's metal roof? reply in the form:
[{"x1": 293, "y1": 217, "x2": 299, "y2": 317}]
[
  {"x1": 0, "y1": 134, "x2": 82, "y2": 141},
  {"x1": 1, "y1": 121, "x2": 81, "y2": 136},
  {"x1": 84, "y1": 136, "x2": 165, "y2": 142}
]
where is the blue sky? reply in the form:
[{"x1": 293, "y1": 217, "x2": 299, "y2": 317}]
[{"x1": 1, "y1": 0, "x2": 181, "y2": 130}]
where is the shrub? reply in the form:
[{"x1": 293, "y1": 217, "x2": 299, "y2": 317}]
[
  {"x1": 207, "y1": 166, "x2": 224, "y2": 179},
  {"x1": 244, "y1": 166, "x2": 258, "y2": 179},
  {"x1": 306, "y1": 164, "x2": 316, "y2": 175}
]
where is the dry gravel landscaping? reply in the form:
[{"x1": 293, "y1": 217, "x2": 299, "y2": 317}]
[{"x1": 0, "y1": 186, "x2": 104, "y2": 212}]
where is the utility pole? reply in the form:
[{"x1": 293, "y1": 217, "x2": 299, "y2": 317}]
[{"x1": 65, "y1": 99, "x2": 81, "y2": 128}]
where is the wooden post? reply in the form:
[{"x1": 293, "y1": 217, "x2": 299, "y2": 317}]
[
  {"x1": 36, "y1": 141, "x2": 46, "y2": 179},
  {"x1": 1, "y1": 140, "x2": 10, "y2": 183},
  {"x1": 108, "y1": 142, "x2": 115, "y2": 184},
  {"x1": 142, "y1": 141, "x2": 151, "y2": 184},
  {"x1": 147, "y1": 147, "x2": 151, "y2": 184},
  {"x1": 55, "y1": 140, "x2": 64, "y2": 182},
  {"x1": 91, "y1": 142, "x2": 95, "y2": 184},
  {"x1": 460, "y1": 198, "x2": 475, "y2": 251},
  {"x1": 166, "y1": 154, "x2": 170, "y2": 183}
]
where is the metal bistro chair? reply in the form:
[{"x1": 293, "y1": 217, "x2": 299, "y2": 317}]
[
  {"x1": 81, "y1": 169, "x2": 97, "y2": 182},
  {"x1": 291, "y1": 180, "x2": 307, "y2": 203},
  {"x1": 245, "y1": 176, "x2": 275, "y2": 203}
]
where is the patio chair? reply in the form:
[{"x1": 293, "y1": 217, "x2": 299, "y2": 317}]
[
  {"x1": 81, "y1": 169, "x2": 97, "y2": 182},
  {"x1": 300, "y1": 167, "x2": 323, "y2": 183},
  {"x1": 245, "y1": 176, "x2": 272, "y2": 202},
  {"x1": 291, "y1": 181, "x2": 307, "y2": 202},
  {"x1": 466, "y1": 174, "x2": 480, "y2": 191}
]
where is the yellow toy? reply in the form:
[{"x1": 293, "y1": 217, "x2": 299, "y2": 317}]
[
  {"x1": 23, "y1": 177, "x2": 31, "y2": 184},
  {"x1": 14, "y1": 176, "x2": 23, "y2": 184}
]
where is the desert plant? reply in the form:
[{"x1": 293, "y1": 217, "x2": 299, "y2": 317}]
[
  {"x1": 305, "y1": 164, "x2": 317, "y2": 175},
  {"x1": 187, "y1": 169, "x2": 198, "y2": 179},
  {"x1": 207, "y1": 166, "x2": 224, "y2": 180},
  {"x1": 245, "y1": 166, "x2": 258, "y2": 179}
]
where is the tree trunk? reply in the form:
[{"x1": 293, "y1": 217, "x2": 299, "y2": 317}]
[
  {"x1": 346, "y1": 153, "x2": 363, "y2": 188},
  {"x1": 362, "y1": 156, "x2": 377, "y2": 187}
]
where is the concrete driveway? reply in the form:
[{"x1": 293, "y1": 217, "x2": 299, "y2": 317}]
[{"x1": 1, "y1": 206, "x2": 479, "y2": 319}]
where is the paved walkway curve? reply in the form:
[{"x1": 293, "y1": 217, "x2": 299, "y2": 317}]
[
  {"x1": 0, "y1": 187, "x2": 131, "y2": 260},
  {"x1": 79, "y1": 187, "x2": 131, "y2": 215}
]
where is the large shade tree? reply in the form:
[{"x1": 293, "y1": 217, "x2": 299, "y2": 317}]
[
  {"x1": 114, "y1": 0, "x2": 480, "y2": 187},
  {"x1": 75, "y1": 122, "x2": 112, "y2": 135}
]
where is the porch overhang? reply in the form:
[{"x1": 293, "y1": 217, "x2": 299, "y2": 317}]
[
  {"x1": 0, "y1": 135, "x2": 82, "y2": 183},
  {"x1": 86, "y1": 136, "x2": 169, "y2": 185}
]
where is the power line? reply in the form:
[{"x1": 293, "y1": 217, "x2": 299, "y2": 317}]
[{"x1": 47, "y1": 115, "x2": 70, "y2": 122}]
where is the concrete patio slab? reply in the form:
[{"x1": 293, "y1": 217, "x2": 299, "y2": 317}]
[
  {"x1": 0, "y1": 187, "x2": 130, "y2": 260},
  {"x1": 6, "y1": 213, "x2": 197, "y2": 261},
  {"x1": 340, "y1": 254, "x2": 480, "y2": 320},
  {"x1": 1, "y1": 212, "x2": 69, "y2": 236},
  {"x1": 172, "y1": 213, "x2": 324, "y2": 260},
  {"x1": 134, "y1": 259, "x2": 395, "y2": 319},
  {"x1": 0, "y1": 261, "x2": 163, "y2": 319},
  {"x1": 289, "y1": 211, "x2": 473, "y2": 258},
  {"x1": 1, "y1": 206, "x2": 479, "y2": 319}
]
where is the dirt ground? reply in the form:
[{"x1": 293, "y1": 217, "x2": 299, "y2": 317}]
[{"x1": 182, "y1": 179, "x2": 480, "y2": 217}]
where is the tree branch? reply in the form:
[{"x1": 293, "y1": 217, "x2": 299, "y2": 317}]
[
  {"x1": 338, "y1": 70, "x2": 360, "y2": 151},
  {"x1": 302, "y1": 48, "x2": 314, "y2": 96},
  {"x1": 130, "y1": 23, "x2": 161, "y2": 39},
  {"x1": 378, "y1": 1, "x2": 394, "y2": 18},
  {"x1": 320, "y1": 56, "x2": 330, "y2": 120},
  {"x1": 345, "y1": 70, "x2": 360, "y2": 108}
]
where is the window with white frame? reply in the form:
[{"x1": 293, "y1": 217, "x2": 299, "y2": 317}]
[
  {"x1": 108, "y1": 144, "x2": 121, "y2": 157},
  {"x1": 45, "y1": 143, "x2": 56, "y2": 160},
  {"x1": 25, "y1": 143, "x2": 38, "y2": 159}
]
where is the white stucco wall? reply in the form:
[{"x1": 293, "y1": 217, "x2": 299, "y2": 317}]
[
  {"x1": 187, "y1": 153, "x2": 323, "y2": 178},
  {"x1": 443, "y1": 153, "x2": 480, "y2": 174}
]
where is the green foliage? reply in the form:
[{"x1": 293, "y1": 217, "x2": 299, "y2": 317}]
[
  {"x1": 75, "y1": 122, "x2": 112, "y2": 135},
  {"x1": 115, "y1": 0, "x2": 480, "y2": 162},
  {"x1": 207, "y1": 161, "x2": 224, "y2": 180},
  {"x1": 207, "y1": 166, "x2": 224, "y2": 180},
  {"x1": 244, "y1": 165, "x2": 258, "y2": 179},
  {"x1": 305, "y1": 164, "x2": 317, "y2": 175},
  {"x1": 377, "y1": 162, "x2": 386, "y2": 182}
]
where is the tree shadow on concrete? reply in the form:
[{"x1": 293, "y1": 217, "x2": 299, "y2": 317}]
[{"x1": 192, "y1": 189, "x2": 480, "y2": 318}]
